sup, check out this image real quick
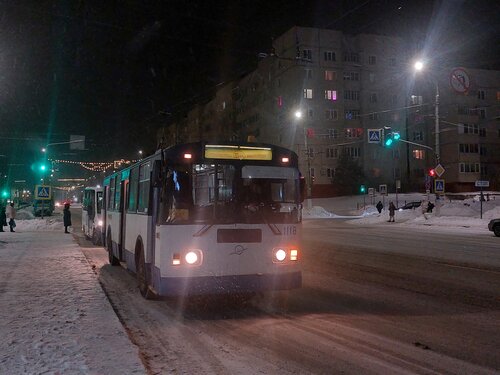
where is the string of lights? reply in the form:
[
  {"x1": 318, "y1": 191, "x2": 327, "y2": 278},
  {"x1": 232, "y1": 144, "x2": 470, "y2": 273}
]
[{"x1": 50, "y1": 158, "x2": 141, "y2": 172}]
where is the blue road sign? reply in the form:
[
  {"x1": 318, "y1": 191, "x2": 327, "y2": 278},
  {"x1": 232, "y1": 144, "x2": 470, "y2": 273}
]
[
  {"x1": 368, "y1": 129, "x2": 381, "y2": 143},
  {"x1": 36, "y1": 185, "x2": 51, "y2": 200},
  {"x1": 434, "y1": 179, "x2": 445, "y2": 193}
]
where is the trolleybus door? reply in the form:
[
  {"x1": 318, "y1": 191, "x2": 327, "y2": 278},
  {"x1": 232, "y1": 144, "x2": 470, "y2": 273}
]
[{"x1": 119, "y1": 180, "x2": 128, "y2": 261}]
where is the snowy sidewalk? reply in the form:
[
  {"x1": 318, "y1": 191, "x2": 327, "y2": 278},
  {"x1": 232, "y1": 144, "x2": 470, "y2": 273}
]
[{"x1": 0, "y1": 231, "x2": 146, "y2": 374}]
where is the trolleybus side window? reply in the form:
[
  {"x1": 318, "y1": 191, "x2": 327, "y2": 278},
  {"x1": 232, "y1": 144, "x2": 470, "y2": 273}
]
[
  {"x1": 128, "y1": 166, "x2": 139, "y2": 213},
  {"x1": 138, "y1": 162, "x2": 151, "y2": 213},
  {"x1": 108, "y1": 177, "x2": 115, "y2": 210}
]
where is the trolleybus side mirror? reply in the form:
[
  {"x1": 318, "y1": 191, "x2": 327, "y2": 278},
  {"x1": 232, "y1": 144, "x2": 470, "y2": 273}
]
[
  {"x1": 152, "y1": 160, "x2": 163, "y2": 187},
  {"x1": 299, "y1": 176, "x2": 306, "y2": 203}
]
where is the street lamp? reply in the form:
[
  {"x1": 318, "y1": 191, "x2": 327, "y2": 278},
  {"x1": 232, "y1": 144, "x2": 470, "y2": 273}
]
[
  {"x1": 413, "y1": 60, "x2": 440, "y2": 165},
  {"x1": 294, "y1": 110, "x2": 312, "y2": 205}
]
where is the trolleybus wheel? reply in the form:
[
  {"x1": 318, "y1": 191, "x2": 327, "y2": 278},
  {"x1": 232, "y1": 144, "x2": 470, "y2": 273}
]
[
  {"x1": 107, "y1": 231, "x2": 120, "y2": 266},
  {"x1": 136, "y1": 247, "x2": 156, "y2": 300}
]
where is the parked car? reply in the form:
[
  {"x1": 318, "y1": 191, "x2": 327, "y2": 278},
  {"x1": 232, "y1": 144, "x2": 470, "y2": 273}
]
[
  {"x1": 488, "y1": 218, "x2": 500, "y2": 237},
  {"x1": 398, "y1": 201, "x2": 421, "y2": 211}
]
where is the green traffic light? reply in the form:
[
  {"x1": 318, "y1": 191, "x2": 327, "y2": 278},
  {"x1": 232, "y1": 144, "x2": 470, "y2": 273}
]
[
  {"x1": 393, "y1": 132, "x2": 401, "y2": 140},
  {"x1": 1, "y1": 190, "x2": 8, "y2": 198},
  {"x1": 360, "y1": 185, "x2": 366, "y2": 193},
  {"x1": 385, "y1": 138, "x2": 393, "y2": 146}
]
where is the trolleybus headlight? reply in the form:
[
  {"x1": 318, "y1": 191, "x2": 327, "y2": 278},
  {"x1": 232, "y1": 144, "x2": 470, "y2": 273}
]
[
  {"x1": 185, "y1": 251, "x2": 198, "y2": 264},
  {"x1": 97, "y1": 220, "x2": 103, "y2": 226},
  {"x1": 290, "y1": 248, "x2": 298, "y2": 261},
  {"x1": 274, "y1": 248, "x2": 287, "y2": 262},
  {"x1": 184, "y1": 250, "x2": 202, "y2": 265}
]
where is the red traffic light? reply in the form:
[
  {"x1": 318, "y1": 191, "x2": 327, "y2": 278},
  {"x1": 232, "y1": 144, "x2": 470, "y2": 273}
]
[{"x1": 429, "y1": 169, "x2": 436, "y2": 177}]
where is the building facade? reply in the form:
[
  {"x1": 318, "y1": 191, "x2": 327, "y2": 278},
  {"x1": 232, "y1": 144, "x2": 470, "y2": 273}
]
[{"x1": 158, "y1": 26, "x2": 500, "y2": 195}]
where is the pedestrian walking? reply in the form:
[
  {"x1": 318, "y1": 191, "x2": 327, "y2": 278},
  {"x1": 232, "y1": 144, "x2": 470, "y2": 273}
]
[
  {"x1": 6, "y1": 202, "x2": 16, "y2": 232},
  {"x1": 376, "y1": 201, "x2": 383, "y2": 214},
  {"x1": 63, "y1": 203, "x2": 72, "y2": 233},
  {"x1": 0, "y1": 204, "x2": 7, "y2": 232},
  {"x1": 388, "y1": 201, "x2": 396, "y2": 222}
]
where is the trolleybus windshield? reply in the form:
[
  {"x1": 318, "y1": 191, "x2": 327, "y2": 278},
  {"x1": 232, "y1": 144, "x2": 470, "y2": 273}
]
[{"x1": 159, "y1": 163, "x2": 301, "y2": 225}]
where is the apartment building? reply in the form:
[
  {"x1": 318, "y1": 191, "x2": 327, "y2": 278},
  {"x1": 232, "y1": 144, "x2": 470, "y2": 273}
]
[{"x1": 158, "y1": 26, "x2": 500, "y2": 195}]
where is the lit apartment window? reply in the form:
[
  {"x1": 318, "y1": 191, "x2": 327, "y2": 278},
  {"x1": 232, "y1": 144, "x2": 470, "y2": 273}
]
[
  {"x1": 324, "y1": 70, "x2": 336, "y2": 80},
  {"x1": 303, "y1": 89, "x2": 313, "y2": 99},
  {"x1": 324, "y1": 90, "x2": 337, "y2": 101},
  {"x1": 477, "y1": 90, "x2": 485, "y2": 100},
  {"x1": 410, "y1": 95, "x2": 423, "y2": 105},
  {"x1": 368, "y1": 55, "x2": 376, "y2": 65},
  {"x1": 302, "y1": 49, "x2": 312, "y2": 60},
  {"x1": 345, "y1": 128, "x2": 363, "y2": 138},
  {"x1": 412, "y1": 150, "x2": 425, "y2": 159},
  {"x1": 344, "y1": 110, "x2": 360, "y2": 120},
  {"x1": 324, "y1": 51, "x2": 336, "y2": 61},
  {"x1": 325, "y1": 109, "x2": 338, "y2": 120},
  {"x1": 305, "y1": 69, "x2": 313, "y2": 79}
]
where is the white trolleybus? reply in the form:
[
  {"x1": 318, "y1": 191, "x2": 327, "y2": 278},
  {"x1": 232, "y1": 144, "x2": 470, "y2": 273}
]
[
  {"x1": 82, "y1": 186, "x2": 104, "y2": 245},
  {"x1": 103, "y1": 142, "x2": 303, "y2": 299}
]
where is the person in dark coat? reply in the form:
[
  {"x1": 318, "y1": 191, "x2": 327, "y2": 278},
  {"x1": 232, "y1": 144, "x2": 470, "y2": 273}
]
[
  {"x1": 63, "y1": 203, "x2": 72, "y2": 233},
  {"x1": 376, "y1": 201, "x2": 383, "y2": 214},
  {"x1": 0, "y1": 204, "x2": 6, "y2": 232},
  {"x1": 388, "y1": 201, "x2": 396, "y2": 222}
]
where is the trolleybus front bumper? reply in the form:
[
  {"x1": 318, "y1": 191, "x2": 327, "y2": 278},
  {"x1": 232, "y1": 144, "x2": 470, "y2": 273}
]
[{"x1": 154, "y1": 271, "x2": 302, "y2": 297}]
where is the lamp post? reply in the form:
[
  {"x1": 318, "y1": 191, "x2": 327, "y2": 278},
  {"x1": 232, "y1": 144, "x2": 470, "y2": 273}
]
[
  {"x1": 294, "y1": 110, "x2": 312, "y2": 206},
  {"x1": 414, "y1": 60, "x2": 440, "y2": 165}
]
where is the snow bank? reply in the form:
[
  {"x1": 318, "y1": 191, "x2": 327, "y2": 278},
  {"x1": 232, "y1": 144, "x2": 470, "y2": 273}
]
[
  {"x1": 7, "y1": 206, "x2": 64, "y2": 232},
  {"x1": 303, "y1": 192, "x2": 500, "y2": 233}
]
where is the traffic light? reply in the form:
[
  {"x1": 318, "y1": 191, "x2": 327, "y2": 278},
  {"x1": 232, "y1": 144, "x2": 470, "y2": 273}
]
[
  {"x1": 428, "y1": 169, "x2": 436, "y2": 177},
  {"x1": 1, "y1": 189, "x2": 8, "y2": 198},
  {"x1": 383, "y1": 129, "x2": 400, "y2": 147},
  {"x1": 360, "y1": 184, "x2": 366, "y2": 194}
]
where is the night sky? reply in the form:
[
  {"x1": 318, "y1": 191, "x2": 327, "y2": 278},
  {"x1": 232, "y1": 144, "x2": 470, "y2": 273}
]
[{"x1": 0, "y1": 0, "x2": 499, "y2": 183}]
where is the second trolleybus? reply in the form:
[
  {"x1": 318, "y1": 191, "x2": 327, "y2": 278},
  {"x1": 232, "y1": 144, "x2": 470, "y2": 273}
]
[{"x1": 103, "y1": 142, "x2": 303, "y2": 299}]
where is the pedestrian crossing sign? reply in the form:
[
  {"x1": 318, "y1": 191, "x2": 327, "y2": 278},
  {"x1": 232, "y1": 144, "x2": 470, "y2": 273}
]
[
  {"x1": 434, "y1": 179, "x2": 445, "y2": 194},
  {"x1": 35, "y1": 185, "x2": 52, "y2": 200},
  {"x1": 368, "y1": 129, "x2": 381, "y2": 144}
]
